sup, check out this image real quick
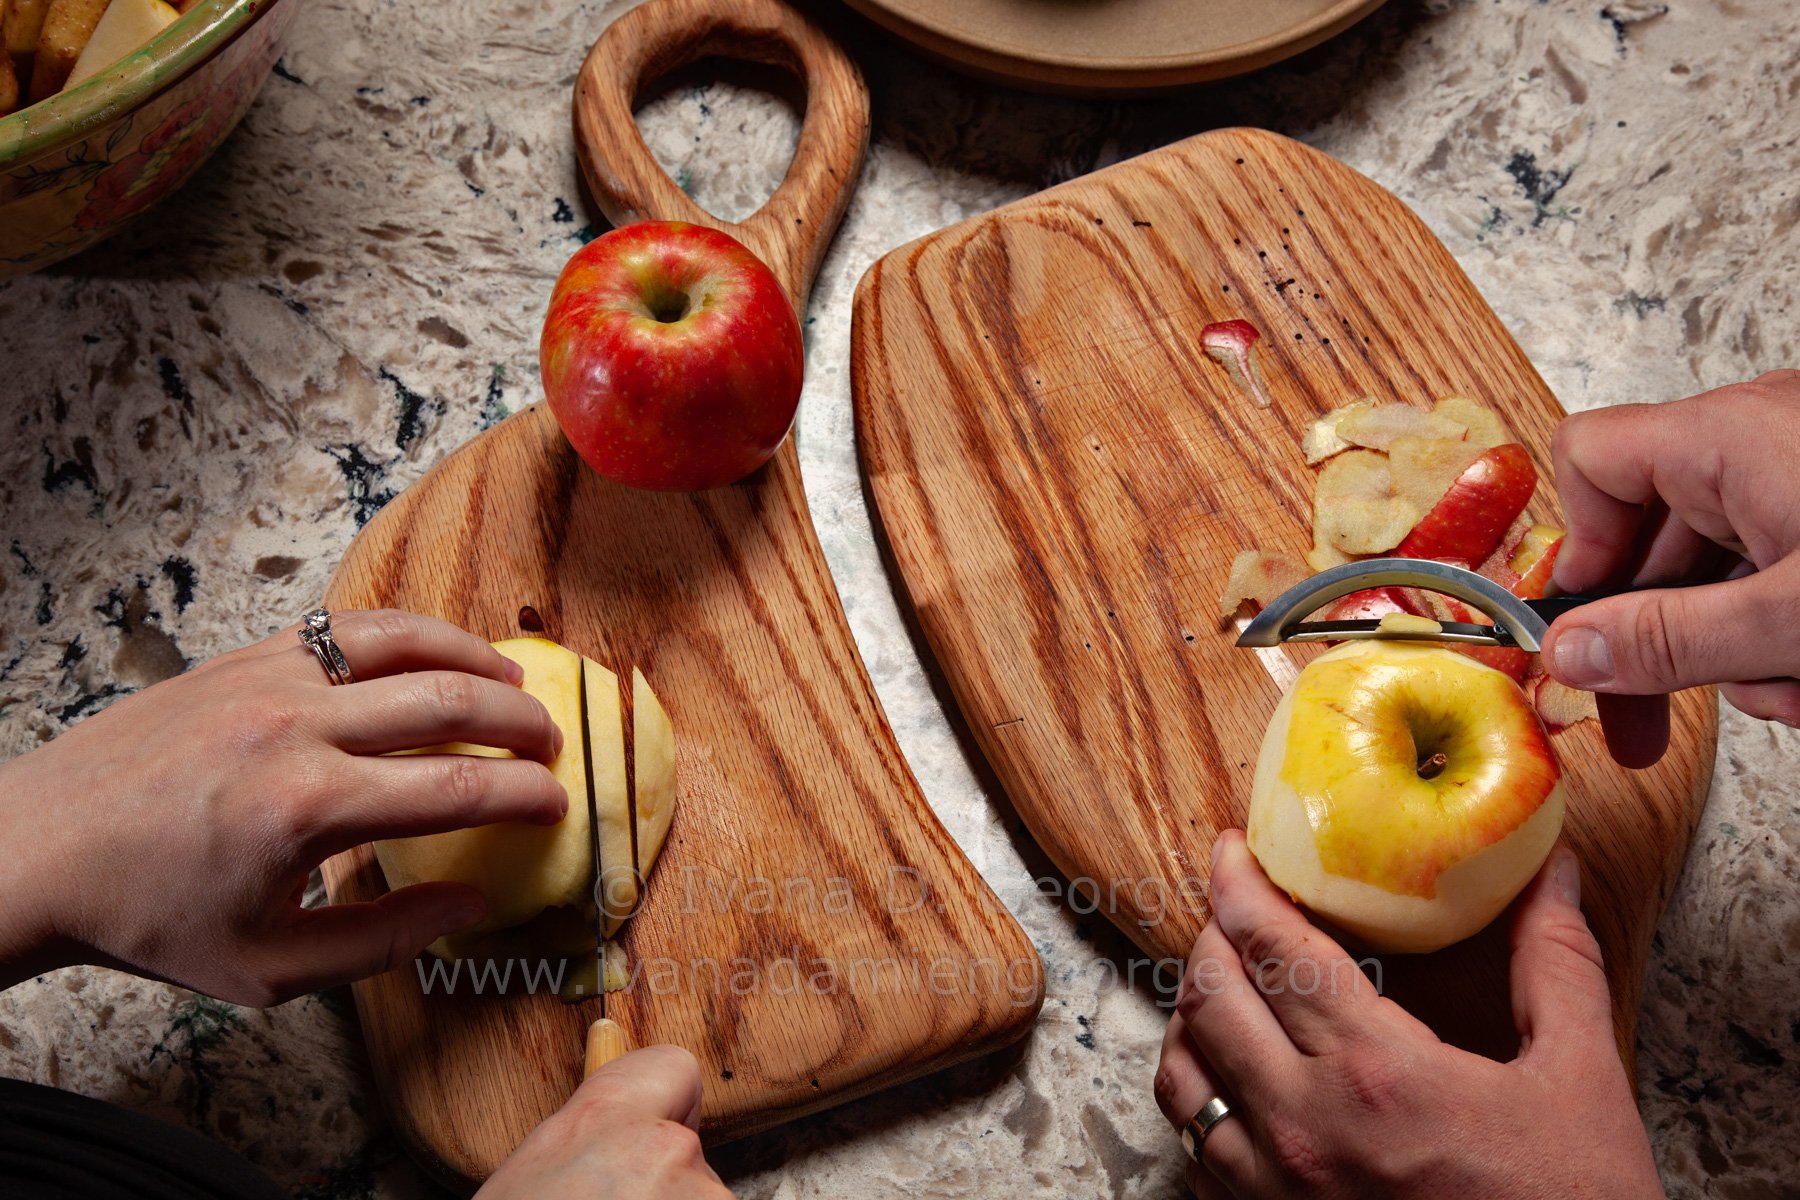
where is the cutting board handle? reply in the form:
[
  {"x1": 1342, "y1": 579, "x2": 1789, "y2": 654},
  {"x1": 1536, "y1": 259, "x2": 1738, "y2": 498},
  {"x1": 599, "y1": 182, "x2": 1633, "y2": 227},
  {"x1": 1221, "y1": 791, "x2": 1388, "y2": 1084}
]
[{"x1": 573, "y1": 0, "x2": 870, "y2": 310}]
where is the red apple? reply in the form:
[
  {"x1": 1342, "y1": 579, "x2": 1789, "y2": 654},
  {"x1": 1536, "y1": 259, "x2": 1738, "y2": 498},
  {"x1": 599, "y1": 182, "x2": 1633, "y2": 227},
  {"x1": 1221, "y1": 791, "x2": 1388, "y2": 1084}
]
[
  {"x1": 540, "y1": 221, "x2": 804, "y2": 491},
  {"x1": 1395, "y1": 443, "x2": 1537, "y2": 565},
  {"x1": 1323, "y1": 586, "x2": 1425, "y2": 623}
]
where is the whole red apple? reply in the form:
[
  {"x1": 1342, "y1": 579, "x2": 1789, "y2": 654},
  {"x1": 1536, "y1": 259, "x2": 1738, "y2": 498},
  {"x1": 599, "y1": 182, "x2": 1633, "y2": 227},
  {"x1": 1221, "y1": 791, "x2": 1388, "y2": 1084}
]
[{"x1": 540, "y1": 221, "x2": 804, "y2": 491}]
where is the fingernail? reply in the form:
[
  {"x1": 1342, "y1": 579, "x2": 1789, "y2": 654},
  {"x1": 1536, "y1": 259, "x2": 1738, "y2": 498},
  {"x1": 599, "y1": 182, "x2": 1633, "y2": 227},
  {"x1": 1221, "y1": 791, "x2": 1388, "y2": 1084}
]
[
  {"x1": 502, "y1": 657, "x2": 525, "y2": 685},
  {"x1": 1550, "y1": 627, "x2": 1614, "y2": 688},
  {"x1": 1210, "y1": 832, "x2": 1230, "y2": 874},
  {"x1": 552, "y1": 724, "x2": 566, "y2": 757},
  {"x1": 1549, "y1": 849, "x2": 1581, "y2": 906}
]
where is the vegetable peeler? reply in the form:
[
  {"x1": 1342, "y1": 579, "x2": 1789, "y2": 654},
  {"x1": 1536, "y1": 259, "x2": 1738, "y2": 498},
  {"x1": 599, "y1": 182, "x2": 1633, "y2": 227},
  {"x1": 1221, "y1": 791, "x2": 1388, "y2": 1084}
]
[{"x1": 1235, "y1": 558, "x2": 1594, "y2": 653}]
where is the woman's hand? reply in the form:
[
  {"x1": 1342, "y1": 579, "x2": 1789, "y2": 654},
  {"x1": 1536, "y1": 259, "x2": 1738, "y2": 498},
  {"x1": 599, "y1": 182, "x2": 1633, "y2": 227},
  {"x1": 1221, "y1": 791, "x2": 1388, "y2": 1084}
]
[
  {"x1": 1153, "y1": 832, "x2": 1664, "y2": 1200},
  {"x1": 478, "y1": 1045, "x2": 733, "y2": 1199},
  {"x1": 1544, "y1": 369, "x2": 1800, "y2": 766},
  {"x1": 0, "y1": 610, "x2": 568, "y2": 1005}
]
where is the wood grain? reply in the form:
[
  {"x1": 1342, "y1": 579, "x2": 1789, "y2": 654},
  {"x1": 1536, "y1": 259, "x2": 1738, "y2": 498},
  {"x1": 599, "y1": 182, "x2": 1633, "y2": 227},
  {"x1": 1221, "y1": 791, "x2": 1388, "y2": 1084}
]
[
  {"x1": 321, "y1": 0, "x2": 1041, "y2": 1187},
  {"x1": 853, "y1": 126, "x2": 1715, "y2": 1069}
]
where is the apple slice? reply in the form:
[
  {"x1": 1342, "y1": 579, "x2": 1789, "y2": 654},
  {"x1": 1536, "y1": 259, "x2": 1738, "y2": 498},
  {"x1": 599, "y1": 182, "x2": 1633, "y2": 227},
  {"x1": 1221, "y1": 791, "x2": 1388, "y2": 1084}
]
[
  {"x1": 632, "y1": 667, "x2": 677, "y2": 886},
  {"x1": 1394, "y1": 443, "x2": 1537, "y2": 565},
  {"x1": 1219, "y1": 549, "x2": 1309, "y2": 619},
  {"x1": 374, "y1": 637, "x2": 592, "y2": 934},
  {"x1": 1474, "y1": 515, "x2": 1532, "y2": 591},
  {"x1": 1314, "y1": 449, "x2": 1423, "y2": 555},
  {"x1": 584, "y1": 658, "x2": 635, "y2": 936}
]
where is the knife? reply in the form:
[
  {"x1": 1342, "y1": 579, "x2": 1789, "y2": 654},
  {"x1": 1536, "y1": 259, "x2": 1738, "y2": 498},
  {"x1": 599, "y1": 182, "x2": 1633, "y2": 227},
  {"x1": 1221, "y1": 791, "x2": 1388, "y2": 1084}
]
[
  {"x1": 581, "y1": 660, "x2": 629, "y2": 1078},
  {"x1": 1235, "y1": 558, "x2": 1597, "y2": 652}
]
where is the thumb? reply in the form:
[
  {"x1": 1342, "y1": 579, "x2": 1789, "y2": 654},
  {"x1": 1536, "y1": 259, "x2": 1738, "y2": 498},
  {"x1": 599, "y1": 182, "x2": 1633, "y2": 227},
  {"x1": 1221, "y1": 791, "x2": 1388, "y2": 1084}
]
[
  {"x1": 272, "y1": 882, "x2": 488, "y2": 996},
  {"x1": 1543, "y1": 565, "x2": 1800, "y2": 694},
  {"x1": 572, "y1": 1044, "x2": 704, "y2": 1130},
  {"x1": 1509, "y1": 847, "x2": 1615, "y2": 1065}
]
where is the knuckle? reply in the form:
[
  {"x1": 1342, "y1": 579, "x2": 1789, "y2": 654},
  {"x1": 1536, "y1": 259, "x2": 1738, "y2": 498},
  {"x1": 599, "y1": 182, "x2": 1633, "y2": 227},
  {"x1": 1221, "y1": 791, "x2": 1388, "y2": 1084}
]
[
  {"x1": 1331, "y1": 1046, "x2": 1410, "y2": 1119},
  {"x1": 1239, "y1": 921, "x2": 1306, "y2": 983},
  {"x1": 366, "y1": 608, "x2": 422, "y2": 649},
  {"x1": 438, "y1": 754, "x2": 489, "y2": 813},
  {"x1": 428, "y1": 672, "x2": 481, "y2": 722},
  {"x1": 643, "y1": 1118, "x2": 704, "y2": 1166},
  {"x1": 1151, "y1": 1061, "x2": 1185, "y2": 1120},
  {"x1": 1263, "y1": 1113, "x2": 1332, "y2": 1186},
  {"x1": 1625, "y1": 595, "x2": 1686, "y2": 689}
]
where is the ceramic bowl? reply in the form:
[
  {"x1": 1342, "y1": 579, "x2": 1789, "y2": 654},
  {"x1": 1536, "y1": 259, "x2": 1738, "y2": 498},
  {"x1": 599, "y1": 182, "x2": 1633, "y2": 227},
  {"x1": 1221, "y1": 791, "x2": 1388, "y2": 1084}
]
[{"x1": 0, "y1": 0, "x2": 297, "y2": 279}]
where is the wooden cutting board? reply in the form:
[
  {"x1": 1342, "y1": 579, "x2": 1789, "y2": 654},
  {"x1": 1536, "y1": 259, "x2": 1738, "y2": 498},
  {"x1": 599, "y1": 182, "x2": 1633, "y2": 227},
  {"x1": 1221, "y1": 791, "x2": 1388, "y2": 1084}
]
[
  {"x1": 853, "y1": 126, "x2": 1716, "y2": 1067},
  {"x1": 319, "y1": 0, "x2": 1041, "y2": 1187}
]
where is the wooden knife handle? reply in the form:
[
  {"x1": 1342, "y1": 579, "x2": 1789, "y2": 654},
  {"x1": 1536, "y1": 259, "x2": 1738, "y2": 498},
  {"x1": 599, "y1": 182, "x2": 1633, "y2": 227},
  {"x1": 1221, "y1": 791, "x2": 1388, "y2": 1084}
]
[
  {"x1": 583, "y1": 1017, "x2": 631, "y2": 1078},
  {"x1": 571, "y1": 0, "x2": 870, "y2": 311}
]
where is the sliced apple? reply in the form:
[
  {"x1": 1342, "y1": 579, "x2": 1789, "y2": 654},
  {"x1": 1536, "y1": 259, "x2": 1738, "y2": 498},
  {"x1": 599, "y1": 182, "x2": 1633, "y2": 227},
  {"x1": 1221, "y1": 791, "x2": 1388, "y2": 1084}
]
[
  {"x1": 1394, "y1": 443, "x2": 1537, "y2": 565},
  {"x1": 632, "y1": 667, "x2": 677, "y2": 887},
  {"x1": 1200, "y1": 319, "x2": 1272, "y2": 408},
  {"x1": 374, "y1": 637, "x2": 591, "y2": 934},
  {"x1": 61, "y1": 0, "x2": 177, "y2": 91},
  {"x1": 584, "y1": 657, "x2": 635, "y2": 937},
  {"x1": 1219, "y1": 549, "x2": 1308, "y2": 619}
]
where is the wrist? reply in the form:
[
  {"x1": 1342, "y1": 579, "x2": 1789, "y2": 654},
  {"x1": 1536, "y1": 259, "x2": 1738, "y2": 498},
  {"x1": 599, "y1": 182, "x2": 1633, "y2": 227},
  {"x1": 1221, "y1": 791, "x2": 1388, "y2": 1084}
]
[{"x1": 0, "y1": 753, "x2": 86, "y2": 988}]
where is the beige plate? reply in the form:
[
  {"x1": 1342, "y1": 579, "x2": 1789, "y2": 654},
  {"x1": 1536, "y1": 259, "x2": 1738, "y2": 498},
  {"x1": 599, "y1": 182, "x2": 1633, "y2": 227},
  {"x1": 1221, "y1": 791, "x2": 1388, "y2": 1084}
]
[{"x1": 839, "y1": 0, "x2": 1386, "y2": 94}]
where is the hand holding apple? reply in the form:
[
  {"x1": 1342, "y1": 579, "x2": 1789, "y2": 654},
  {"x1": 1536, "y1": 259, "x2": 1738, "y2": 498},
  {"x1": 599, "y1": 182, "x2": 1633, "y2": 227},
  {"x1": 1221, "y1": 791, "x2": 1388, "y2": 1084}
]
[
  {"x1": 1153, "y1": 832, "x2": 1664, "y2": 1200},
  {"x1": 541, "y1": 220, "x2": 804, "y2": 492},
  {"x1": 0, "y1": 611, "x2": 567, "y2": 1006}
]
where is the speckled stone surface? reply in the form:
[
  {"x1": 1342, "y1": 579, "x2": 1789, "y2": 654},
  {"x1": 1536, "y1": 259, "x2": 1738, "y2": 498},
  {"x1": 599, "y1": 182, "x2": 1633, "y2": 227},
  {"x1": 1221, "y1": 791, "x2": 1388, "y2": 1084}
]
[{"x1": 2, "y1": 0, "x2": 1797, "y2": 1196}]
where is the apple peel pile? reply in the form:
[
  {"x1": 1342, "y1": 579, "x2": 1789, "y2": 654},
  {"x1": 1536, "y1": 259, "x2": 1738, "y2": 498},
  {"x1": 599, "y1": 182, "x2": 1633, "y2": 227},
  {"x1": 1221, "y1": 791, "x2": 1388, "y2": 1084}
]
[
  {"x1": 373, "y1": 636, "x2": 677, "y2": 997},
  {"x1": 1220, "y1": 393, "x2": 1593, "y2": 733}
]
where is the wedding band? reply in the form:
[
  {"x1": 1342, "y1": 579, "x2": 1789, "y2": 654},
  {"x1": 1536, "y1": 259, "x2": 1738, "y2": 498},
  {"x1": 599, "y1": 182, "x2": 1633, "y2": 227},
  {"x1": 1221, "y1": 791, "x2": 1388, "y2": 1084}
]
[
  {"x1": 299, "y1": 607, "x2": 354, "y2": 685},
  {"x1": 1181, "y1": 1096, "x2": 1234, "y2": 1161}
]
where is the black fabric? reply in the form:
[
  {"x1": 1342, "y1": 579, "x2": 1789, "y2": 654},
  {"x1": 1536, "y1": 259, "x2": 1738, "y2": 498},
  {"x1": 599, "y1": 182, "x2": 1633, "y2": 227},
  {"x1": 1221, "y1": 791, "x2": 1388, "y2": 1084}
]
[{"x1": 0, "y1": 1076, "x2": 286, "y2": 1199}]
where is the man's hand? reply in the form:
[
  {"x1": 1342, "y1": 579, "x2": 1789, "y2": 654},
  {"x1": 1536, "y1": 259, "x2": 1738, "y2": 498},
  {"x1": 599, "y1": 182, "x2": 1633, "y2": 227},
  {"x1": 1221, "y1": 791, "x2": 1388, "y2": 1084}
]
[
  {"x1": 1154, "y1": 832, "x2": 1664, "y2": 1200},
  {"x1": 478, "y1": 1045, "x2": 734, "y2": 1199},
  {"x1": 1544, "y1": 370, "x2": 1800, "y2": 766},
  {"x1": 0, "y1": 610, "x2": 568, "y2": 1004}
]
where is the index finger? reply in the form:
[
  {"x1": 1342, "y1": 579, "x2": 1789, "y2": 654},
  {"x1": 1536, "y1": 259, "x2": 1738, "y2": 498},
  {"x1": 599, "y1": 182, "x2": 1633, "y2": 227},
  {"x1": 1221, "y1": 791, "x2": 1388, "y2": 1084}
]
[
  {"x1": 1548, "y1": 405, "x2": 1664, "y2": 594},
  {"x1": 255, "y1": 610, "x2": 527, "y2": 687},
  {"x1": 1209, "y1": 832, "x2": 1413, "y2": 1054}
]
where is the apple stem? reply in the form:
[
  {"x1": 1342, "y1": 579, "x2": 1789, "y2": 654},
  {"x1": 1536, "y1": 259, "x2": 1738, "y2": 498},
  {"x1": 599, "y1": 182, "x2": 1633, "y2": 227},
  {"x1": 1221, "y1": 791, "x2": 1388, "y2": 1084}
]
[{"x1": 1416, "y1": 750, "x2": 1449, "y2": 780}]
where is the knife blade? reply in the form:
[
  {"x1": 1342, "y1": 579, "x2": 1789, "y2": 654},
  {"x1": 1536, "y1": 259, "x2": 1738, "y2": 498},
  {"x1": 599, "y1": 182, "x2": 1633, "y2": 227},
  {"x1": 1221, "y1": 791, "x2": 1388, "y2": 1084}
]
[
  {"x1": 580, "y1": 657, "x2": 629, "y2": 1078},
  {"x1": 1235, "y1": 558, "x2": 1596, "y2": 652}
]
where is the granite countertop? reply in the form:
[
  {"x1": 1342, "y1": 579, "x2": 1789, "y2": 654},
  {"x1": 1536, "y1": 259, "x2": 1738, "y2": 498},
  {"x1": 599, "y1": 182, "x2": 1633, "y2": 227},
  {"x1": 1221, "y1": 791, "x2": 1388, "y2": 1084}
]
[{"x1": 2, "y1": 0, "x2": 1797, "y2": 1196}]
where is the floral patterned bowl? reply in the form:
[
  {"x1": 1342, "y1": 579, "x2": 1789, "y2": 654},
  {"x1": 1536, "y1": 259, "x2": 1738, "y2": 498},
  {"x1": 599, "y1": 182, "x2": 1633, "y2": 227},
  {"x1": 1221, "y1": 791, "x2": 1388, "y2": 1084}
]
[{"x1": 0, "y1": 0, "x2": 296, "y2": 279}]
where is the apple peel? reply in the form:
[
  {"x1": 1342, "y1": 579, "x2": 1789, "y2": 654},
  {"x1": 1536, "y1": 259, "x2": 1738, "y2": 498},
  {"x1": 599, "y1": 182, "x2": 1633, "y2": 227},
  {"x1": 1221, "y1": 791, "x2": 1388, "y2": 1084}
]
[
  {"x1": 1313, "y1": 449, "x2": 1423, "y2": 555},
  {"x1": 1201, "y1": 319, "x2": 1273, "y2": 408},
  {"x1": 1220, "y1": 549, "x2": 1309, "y2": 620},
  {"x1": 1335, "y1": 402, "x2": 1468, "y2": 453},
  {"x1": 1534, "y1": 676, "x2": 1598, "y2": 730},
  {"x1": 1302, "y1": 397, "x2": 1377, "y2": 464}
]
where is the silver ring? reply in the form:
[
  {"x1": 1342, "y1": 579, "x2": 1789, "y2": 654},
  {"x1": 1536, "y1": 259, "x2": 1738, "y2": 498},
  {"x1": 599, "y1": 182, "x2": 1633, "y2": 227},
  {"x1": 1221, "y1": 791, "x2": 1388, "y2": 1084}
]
[
  {"x1": 1181, "y1": 1096, "x2": 1233, "y2": 1161},
  {"x1": 299, "y1": 607, "x2": 354, "y2": 686}
]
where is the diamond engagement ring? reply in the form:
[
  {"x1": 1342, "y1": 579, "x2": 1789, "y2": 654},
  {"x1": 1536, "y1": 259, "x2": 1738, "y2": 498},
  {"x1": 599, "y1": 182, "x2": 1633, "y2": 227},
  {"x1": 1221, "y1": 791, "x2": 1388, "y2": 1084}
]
[
  {"x1": 299, "y1": 607, "x2": 354, "y2": 685},
  {"x1": 1181, "y1": 1096, "x2": 1234, "y2": 1161}
]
